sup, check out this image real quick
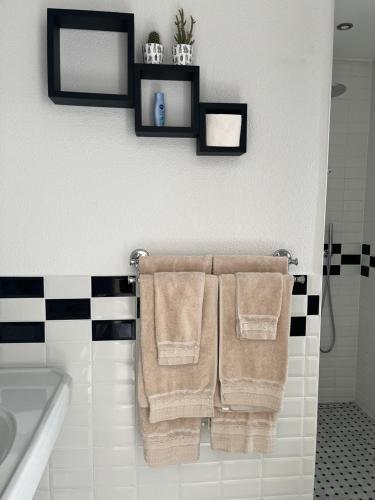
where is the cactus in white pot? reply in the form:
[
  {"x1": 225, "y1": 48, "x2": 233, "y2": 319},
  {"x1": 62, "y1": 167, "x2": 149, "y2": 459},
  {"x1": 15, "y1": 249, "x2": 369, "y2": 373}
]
[
  {"x1": 143, "y1": 31, "x2": 164, "y2": 64},
  {"x1": 173, "y1": 9, "x2": 196, "y2": 65}
]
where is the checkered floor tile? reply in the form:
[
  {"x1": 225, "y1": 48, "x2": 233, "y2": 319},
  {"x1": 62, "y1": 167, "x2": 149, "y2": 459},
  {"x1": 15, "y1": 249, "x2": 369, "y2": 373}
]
[{"x1": 314, "y1": 402, "x2": 375, "y2": 499}]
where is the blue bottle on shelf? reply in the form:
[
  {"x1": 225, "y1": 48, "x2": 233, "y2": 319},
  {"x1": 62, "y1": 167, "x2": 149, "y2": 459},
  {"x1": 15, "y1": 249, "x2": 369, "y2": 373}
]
[{"x1": 154, "y1": 92, "x2": 165, "y2": 126}]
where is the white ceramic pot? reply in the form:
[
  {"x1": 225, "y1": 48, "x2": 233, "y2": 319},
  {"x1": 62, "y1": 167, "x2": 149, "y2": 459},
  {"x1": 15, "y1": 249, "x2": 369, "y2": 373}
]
[
  {"x1": 143, "y1": 43, "x2": 164, "y2": 64},
  {"x1": 206, "y1": 114, "x2": 242, "y2": 147},
  {"x1": 172, "y1": 44, "x2": 193, "y2": 65}
]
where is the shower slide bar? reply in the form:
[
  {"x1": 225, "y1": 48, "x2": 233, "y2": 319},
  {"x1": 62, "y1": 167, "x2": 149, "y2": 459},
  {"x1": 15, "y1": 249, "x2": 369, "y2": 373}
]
[{"x1": 128, "y1": 248, "x2": 305, "y2": 284}]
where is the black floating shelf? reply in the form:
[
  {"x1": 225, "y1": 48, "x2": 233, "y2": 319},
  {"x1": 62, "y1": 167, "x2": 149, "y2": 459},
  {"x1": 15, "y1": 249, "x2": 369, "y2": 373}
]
[
  {"x1": 47, "y1": 9, "x2": 134, "y2": 108},
  {"x1": 134, "y1": 64, "x2": 199, "y2": 138},
  {"x1": 197, "y1": 102, "x2": 247, "y2": 156}
]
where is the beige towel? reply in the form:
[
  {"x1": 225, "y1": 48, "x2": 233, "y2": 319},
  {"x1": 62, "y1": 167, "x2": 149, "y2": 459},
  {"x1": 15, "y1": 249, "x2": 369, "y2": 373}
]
[
  {"x1": 219, "y1": 273, "x2": 293, "y2": 413},
  {"x1": 138, "y1": 356, "x2": 201, "y2": 467},
  {"x1": 139, "y1": 274, "x2": 218, "y2": 423},
  {"x1": 139, "y1": 255, "x2": 212, "y2": 274},
  {"x1": 211, "y1": 407, "x2": 277, "y2": 454},
  {"x1": 236, "y1": 272, "x2": 283, "y2": 340},
  {"x1": 154, "y1": 272, "x2": 205, "y2": 365},
  {"x1": 213, "y1": 255, "x2": 288, "y2": 275}
]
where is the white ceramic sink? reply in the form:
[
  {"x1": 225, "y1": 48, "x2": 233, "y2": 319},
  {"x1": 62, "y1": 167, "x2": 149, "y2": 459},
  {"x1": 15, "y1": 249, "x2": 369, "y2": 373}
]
[
  {"x1": 0, "y1": 368, "x2": 72, "y2": 500},
  {"x1": 0, "y1": 407, "x2": 16, "y2": 466}
]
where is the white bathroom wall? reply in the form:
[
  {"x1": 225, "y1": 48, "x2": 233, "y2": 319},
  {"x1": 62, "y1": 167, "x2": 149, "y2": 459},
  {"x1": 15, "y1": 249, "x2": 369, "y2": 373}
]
[
  {"x1": 0, "y1": 0, "x2": 332, "y2": 276},
  {"x1": 0, "y1": 0, "x2": 334, "y2": 499},
  {"x1": 356, "y1": 60, "x2": 375, "y2": 417},
  {"x1": 319, "y1": 59, "x2": 372, "y2": 402}
]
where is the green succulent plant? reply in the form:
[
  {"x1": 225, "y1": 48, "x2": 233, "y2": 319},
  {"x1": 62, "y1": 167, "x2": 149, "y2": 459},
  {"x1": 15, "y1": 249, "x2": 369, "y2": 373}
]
[
  {"x1": 147, "y1": 31, "x2": 161, "y2": 44},
  {"x1": 174, "y1": 8, "x2": 196, "y2": 45}
]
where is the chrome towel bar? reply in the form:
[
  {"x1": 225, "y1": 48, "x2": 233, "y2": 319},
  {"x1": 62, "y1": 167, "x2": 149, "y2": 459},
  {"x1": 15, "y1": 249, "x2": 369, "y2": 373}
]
[{"x1": 128, "y1": 248, "x2": 305, "y2": 284}]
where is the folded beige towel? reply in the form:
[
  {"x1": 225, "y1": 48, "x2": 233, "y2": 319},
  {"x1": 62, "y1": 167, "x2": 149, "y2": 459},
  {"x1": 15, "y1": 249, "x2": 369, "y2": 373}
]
[
  {"x1": 219, "y1": 273, "x2": 293, "y2": 413},
  {"x1": 138, "y1": 357, "x2": 201, "y2": 467},
  {"x1": 211, "y1": 406, "x2": 277, "y2": 454},
  {"x1": 139, "y1": 255, "x2": 212, "y2": 274},
  {"x1": 154, "y1": 272, "x2": 205, "y2": 365},
  {"x1": 139, "y1": 274, "x2": 218, "y2": 423},
  {"x1": 213, "y1": 255, "x2": 288, "y2": 275},
  {"x1": 140, "y1": 409, "x2": 201, "y2": 467},
  {"x1": 236, "y1": 272, "x2": 283, "y2": 340}
]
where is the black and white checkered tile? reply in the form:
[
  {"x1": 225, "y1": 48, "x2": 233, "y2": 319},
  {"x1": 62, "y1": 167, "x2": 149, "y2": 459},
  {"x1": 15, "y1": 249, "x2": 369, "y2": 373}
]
[
  {"x1": 322, "y1": 242, "x2": 375, "y2": 277},
  {"x1": 0, "y1": 276, "x2": 136, "y2": 343},
  {"x1": 0, "y1": 274, "x2": 320, "y2": 343},
  {"x1": 314, "y1": 402, "x2": 375, "y2": 500},
  {"x1": 360, "y1": 244, "x2": 375, "y2": 278},
  {"x1": 323, "y1": 243, "x2": 362, "y2": 276}
]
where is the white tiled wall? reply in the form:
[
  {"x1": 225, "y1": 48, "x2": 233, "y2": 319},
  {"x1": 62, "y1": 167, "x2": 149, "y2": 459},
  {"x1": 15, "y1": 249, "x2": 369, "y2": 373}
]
[
  {"x1": 357, "y1": 60, "x2": 375, "y2": 418},
  {"x1": 319, "y1": 59, "x2": 372, "y2": 402},
  {"x1": 0, "y1": 276, "x2": 322, "y2": 500}
]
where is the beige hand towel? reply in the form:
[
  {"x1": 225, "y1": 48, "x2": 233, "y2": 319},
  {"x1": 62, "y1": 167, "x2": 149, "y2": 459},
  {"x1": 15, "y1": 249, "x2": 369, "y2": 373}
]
[
  {"x1": 139, "y1": 274, "x2": 218, "y2": 423},
  {"x1": 213, "y1": 255, "x2": 288, "y2": 275},
  {"x1": 219, "y1": 273, "x2": 293, "y2": 413},
  {"x1": 236, "y1": 272, "x2": 283, "y2": 340},
  {"x1": 138, "y1": 356, "x2": 201, "y2": 467},
  {"x1": 154, "y1": 272, "x2": 205, "y2": 365},
  {"x1": 139, "y1": 255, "x2": 212, "y2": 274}
]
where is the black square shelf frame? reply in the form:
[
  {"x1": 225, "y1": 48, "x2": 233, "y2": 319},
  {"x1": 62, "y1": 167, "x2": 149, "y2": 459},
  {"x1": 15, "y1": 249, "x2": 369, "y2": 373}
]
[
  {"x1": 47, "y1": 8, "x2": 134, "y2": 108},
  {"x1": 134, "y1": 64, "x2": 200, "y2": 138},
  {"x1": 197, "y1": 102, "x2": 247, "y2": 156}
]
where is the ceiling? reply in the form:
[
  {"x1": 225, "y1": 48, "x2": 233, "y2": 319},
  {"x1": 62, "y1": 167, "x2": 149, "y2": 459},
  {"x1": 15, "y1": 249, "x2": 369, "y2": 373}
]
[{"x1": 334, "y1": 0, "x2": 375, "y2": 59}]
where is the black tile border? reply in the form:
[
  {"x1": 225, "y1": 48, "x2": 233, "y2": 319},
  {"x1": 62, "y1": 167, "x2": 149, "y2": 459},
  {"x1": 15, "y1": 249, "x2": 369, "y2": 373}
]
[
  {"x1": 324, "y1": 243, "x2": 342, "y2": 254},
  {"x1": 292, "y1": 276, "x2": 307, "y2": 295},
  {"x1": 91, "y1": 276, "x2": 136, "y2": 297},
  {"x1": 92, "y1": 319, "x2": 136, "y2": 341},
  {"x1": 0, "y1": 277, "x2": 44, "y2": 298},
  {"x1": 361, "y1": 265, "x2": 369, "y2": 277},
  {"x1": 308, "y1": 295, "x2": 320, "y2": 316},
  {"x1": 0, "y1": 274, "x2": 320, "y2": 342},
  {"x1": 0, "y1": 322, "x2": 45, "y2": 343},
  {"x1": 341, "y1": 254, "x2": 361, "y2": 265},
  {"x1": 360, "y1": 244, "x2": 375, "y2": 278},
  {"x1": 321, "y1": 242, "x2": 375, "y2": 276},
  {"x1": 323, "y1": 265, "x2": 340, "y2": 276},
  {"x1": 290, "y1": 316, "x2": 306, "y2": 337},
  {"x1": 362, "y1": 244, "x2": 370, "y2": 256},
  {"x1": 46, "y1": 298, "x2": 91, "y2": 320}
]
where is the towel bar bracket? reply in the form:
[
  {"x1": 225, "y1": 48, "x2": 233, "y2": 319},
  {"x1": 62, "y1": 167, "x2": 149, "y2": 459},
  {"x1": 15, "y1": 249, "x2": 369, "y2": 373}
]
[
  {"x1": 272, "y1": 249, "x2": 298, "y2": 267},
  {"x1": 273, "y1": 249, "x2": 305, "y2": 284},
  {"x1": 128, "y1": 249, "x2": 150, "y2": 283}
]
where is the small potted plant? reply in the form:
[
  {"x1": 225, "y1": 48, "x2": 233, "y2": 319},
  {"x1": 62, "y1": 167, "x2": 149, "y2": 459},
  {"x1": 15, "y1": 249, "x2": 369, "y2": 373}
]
[
  {"x1": 173, "y1": 8, "x2": 196, "y2": 65},
  {"x1": 143, "y1": 31, "x2": 164, "y2": 64}
]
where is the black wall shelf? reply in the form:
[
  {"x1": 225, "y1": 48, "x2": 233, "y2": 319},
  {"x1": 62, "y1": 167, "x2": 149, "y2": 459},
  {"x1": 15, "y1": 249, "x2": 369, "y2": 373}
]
[
  {"x1": 134, "y1": 64, "x2": 199, "y2": 138},
  {"x1": 197, "y1": 103, "x2": 247, "y2": 156},
  {"x1": 47, "y1": 9, "x2": 134, "y2": 108},
  {"x1": 46, "y1": 9, "x2": 247, "y2": 155}
]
